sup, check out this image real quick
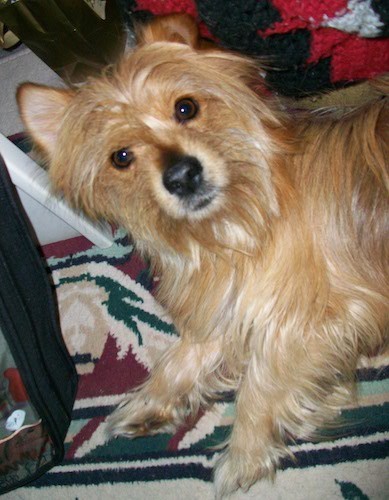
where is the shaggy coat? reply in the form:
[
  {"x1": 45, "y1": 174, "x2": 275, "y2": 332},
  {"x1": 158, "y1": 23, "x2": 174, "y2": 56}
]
[{"x1": 18, "y1": 14, "x2": 388, "y2": 497}]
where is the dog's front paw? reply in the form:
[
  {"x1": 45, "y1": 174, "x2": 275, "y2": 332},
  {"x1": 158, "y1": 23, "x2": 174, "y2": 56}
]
[
  {"x1": 107, "y1": 389, "x2": 184, "y2": 438},
  {"x1": 214, "y1": 447, "x2": 275, "y2": 498}
]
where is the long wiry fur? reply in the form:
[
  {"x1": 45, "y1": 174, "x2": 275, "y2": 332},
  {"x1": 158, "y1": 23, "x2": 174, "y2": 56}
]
[{"x1": 17, "y1": 14, "x2": 388, "y2": 497}]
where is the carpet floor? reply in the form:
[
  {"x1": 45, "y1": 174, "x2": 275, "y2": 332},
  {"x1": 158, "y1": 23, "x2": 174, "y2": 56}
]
[{"x1": 6, "y1": 231, "x2": 389, "y2": 500}]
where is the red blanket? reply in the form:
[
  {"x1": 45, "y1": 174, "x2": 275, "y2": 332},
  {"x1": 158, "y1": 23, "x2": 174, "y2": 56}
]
[{"x1": 126, "y1": 0, "x2": 389, "y2": 96}]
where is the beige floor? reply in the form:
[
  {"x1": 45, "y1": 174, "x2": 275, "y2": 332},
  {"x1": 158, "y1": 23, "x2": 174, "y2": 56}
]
[{"x1": 0, "y1": 45, "x2": 62, "y2": 137}]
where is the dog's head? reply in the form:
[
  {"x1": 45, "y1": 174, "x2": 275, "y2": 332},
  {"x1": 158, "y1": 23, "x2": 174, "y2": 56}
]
[{"x1": 18, "y1": 14, "x2": 285, "y2": 257}]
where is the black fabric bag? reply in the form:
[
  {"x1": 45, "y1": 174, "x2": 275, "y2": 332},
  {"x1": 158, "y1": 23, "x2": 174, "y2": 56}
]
[{"x1": 0, "y1": 154, "x2": 77, "y2": 495}]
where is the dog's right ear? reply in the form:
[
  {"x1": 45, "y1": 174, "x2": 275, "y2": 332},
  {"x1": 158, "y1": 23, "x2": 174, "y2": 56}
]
[
  {"x1": 17, "y1": 83, "x2": 74, "y2": 159},
  {"x1": 137, "y1": 13, "x2": 201, "y2": 48}
]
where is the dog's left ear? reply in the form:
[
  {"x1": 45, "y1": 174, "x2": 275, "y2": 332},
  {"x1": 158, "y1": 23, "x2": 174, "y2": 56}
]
[
  {"x1": 137, "y1": 13, "x2": 201, "y2": 48},
  {"x1": 17, "y1": 83, "x2": 74, "y2": 159}
]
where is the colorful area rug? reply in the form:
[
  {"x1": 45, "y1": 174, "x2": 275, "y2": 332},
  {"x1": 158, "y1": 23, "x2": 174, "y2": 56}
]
[{"x1": 5, "y1": 231, "x2": 389, "y2": 499}]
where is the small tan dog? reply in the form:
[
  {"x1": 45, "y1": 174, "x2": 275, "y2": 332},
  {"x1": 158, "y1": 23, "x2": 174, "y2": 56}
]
[{"x1": 17, "y1": 14, "x2": 388, "y2": 497}]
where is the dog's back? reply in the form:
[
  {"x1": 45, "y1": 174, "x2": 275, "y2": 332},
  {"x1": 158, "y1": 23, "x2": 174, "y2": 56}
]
[
  {"x1": 285, "y1": 82, "x2": 389, "y2": 353},
  {"x1": 293, "y1": 80, "x2": 388, "y2": 272}
]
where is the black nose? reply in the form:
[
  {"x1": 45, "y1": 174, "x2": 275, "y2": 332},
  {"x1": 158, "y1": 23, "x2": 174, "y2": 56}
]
[{"x1": 163, "y1": 155, "x2": 204, "y2": 197}]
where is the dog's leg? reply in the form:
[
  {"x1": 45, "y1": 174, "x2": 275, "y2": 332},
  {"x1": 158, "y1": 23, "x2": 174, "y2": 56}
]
[
  {"x1": 214, "y1": 330, "x2": 356, "y2": 497},
  {"x1": 107, "y1": 337, "x2": 224, "y2": 436}
]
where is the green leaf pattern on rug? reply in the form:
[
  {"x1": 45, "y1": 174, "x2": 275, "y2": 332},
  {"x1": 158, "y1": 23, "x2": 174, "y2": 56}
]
[
  {"x1": 57, "y1": 272, "x2": 176, "y2": 346},
  {"x1": 52, "y1": 260, "x2": 177, "y2": 371},
  {"x1": 335, "y1": 479, "x2": 369, "y2": 500}
]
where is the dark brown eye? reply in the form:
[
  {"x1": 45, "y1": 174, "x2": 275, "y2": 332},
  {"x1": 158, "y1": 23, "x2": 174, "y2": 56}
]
[
  {"x1": 174, "y1": 98, "x2": 199, "y2": 123},
  {"x1": 110, "y1": 148, "x2": 134, "y2": 169}
]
